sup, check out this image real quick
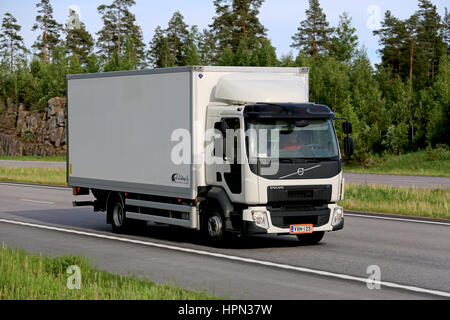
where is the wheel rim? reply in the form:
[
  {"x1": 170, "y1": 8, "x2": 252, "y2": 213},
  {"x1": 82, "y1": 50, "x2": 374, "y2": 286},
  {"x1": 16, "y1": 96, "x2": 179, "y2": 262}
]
[
  {"x1": 113, "y1": 203, "x2": 124, "y2": 227},
  {"x1": 207, "y1": 214, "x2": 223, "y2": 239}
]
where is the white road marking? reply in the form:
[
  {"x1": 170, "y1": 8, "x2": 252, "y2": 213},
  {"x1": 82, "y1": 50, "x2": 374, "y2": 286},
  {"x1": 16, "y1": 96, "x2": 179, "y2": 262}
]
[
  {"x1": 21, "y1": 199, "x2": 55, "y2": 205},
  {"x1": 346, "y1": 213, "x2": 450, "y2": 227},
  {"x1": 0, "y1": 218, "x2": 449, "y2": 298}
]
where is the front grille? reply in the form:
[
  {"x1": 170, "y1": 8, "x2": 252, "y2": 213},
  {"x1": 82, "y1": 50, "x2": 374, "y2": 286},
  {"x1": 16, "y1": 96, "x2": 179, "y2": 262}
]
[
  {"x1": 268, "y1": 185, "x2": 332, "y2": 203},
  {"x1": 269, "y1": 206, "x2": 330, "y2": 228},
  {"x1": 288, "y1": 190, "x2": 314, "y2": 199}
]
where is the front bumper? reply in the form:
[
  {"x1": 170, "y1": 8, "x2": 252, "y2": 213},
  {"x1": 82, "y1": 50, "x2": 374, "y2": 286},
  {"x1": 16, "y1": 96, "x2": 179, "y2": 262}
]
[{"x1": 242, "y1": 203, "x2": 344, "y2": 235}]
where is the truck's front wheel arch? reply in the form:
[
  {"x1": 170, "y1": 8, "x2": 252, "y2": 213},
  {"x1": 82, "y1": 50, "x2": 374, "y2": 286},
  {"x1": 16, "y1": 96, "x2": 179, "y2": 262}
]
[{"x1": 205, "y1": 187, "x2": 234, "y2": 231}]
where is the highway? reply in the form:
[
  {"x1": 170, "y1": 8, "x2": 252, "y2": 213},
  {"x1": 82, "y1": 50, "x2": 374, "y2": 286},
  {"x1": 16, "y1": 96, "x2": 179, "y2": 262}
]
[{"x1": 0, "y1": 182, "x2": 449, "y2": 300}]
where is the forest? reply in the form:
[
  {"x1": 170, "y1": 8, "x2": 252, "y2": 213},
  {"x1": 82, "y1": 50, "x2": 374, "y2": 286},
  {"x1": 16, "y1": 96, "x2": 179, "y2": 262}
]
[{"x1": 0, "y1": 0, "x2": 448, "y2": 162}]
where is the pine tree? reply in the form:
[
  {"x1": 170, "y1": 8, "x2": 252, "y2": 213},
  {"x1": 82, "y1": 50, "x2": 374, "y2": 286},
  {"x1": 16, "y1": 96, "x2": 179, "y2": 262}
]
[
  {"x1": 430, "y1": 54, "x2": 449, "y2": 144},
  {"x1": 0, "y1": 13, "x2": 27, "y2": 71},
  {"x1": 182, "y1": 26, "x2": 201, "y2": 66},
  {"x1": 279, "y1": 52, "x2": 295, "y2": 67},
  {"x1": 166, "y1": 11, "x2": 189, "y2": 65},
  {"x1": 234, "y1": 37, "x2": 251, "y2": 66},
  {"x1": 96, "y1": 4, "x2": 116, "y2": 62},
  {"x1": 148, "y1": 26, "x2": 174, "y2": 68},
  {"x1": 232, "y1": 0, "x2": 267, "y2": 51},
  {"x1": 86, "y1": 53, "x2": 100, "y2": 73},
  {"x1": 32, "y1": 0, "x2": 62, "y2": 63},
  {"x1": 405, "y1": 15, "x2": 419, "y2": 94},
  {"x1": 218, "y1": 47, "x2": 235, "y2": 66},
  {"x1": 209, "y1": 0, "x2": 233, "y2": 56},
  {"x1": 291, "y1": 0, "x2": 334, "y2": 58},
  {"x1": 415, "y1": 0, "x2": 445, "y2": 83},
  {"x1": 373, "y1": 10, "x2": 407, "y2": 75},
  {"x1": 253, "y1": 39, "x2": 278, "y2": 66},
  {"x1": 96, "y1": 0, "x2": 142, "y2": 67},
  {"x1": 120, "y1": 36, "x2": 139, "y2": 70},
  {"x1": 112, "y1": 0, "x2": 136, "y2": 60},
  {"x1": 331, "y1": 12, "x2": 358, "y2": 62},
  {"x1": 68, "y1": 54, "x2": 84, "y2": 74},
  {"x1": 121, "y1": 9, "x2": 146, "y2": 68},
  {"x1": 198, "y1": 29, "x2": 216, "y2": 65},
  {"x1": 210, "y1": 0, "x2": 267, "y2": 57},
  {"x1": 65, "y1": 9, "x2": 94, "y2": 68}
]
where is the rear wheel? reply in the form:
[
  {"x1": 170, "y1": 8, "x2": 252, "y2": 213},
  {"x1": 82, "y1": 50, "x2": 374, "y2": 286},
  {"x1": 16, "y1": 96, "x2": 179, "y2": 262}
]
[
  {"x1": 296, "y1": 232, "x2": 325, "y2": 245},
  {"x1": 111, "y1": 199, "x2": 128, "y2": 233},
  {"x1": 109, "y1": 194, "x2": 141, "y2": 234}
]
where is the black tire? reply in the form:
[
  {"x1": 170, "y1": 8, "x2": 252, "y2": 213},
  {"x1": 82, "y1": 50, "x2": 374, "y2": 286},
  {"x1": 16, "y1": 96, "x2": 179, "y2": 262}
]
[
  {"x1": 204, "y1": 207, "x2": 227, "y2": 244},
  {"x1": 296, "y1": 232, "x2": 325, "y2": 245},
  {"x1": 110, "y1": 196, "x2": 131, "y2": 234}
]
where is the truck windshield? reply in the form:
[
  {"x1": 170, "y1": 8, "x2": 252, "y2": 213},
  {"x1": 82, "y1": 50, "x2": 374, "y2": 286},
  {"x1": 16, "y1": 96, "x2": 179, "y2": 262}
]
[{"x1": 246, "y1": 119, "x2": 339, "y2": 161}]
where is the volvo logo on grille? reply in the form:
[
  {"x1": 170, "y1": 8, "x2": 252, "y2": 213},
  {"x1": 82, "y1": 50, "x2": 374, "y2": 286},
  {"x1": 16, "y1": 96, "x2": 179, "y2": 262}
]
[{"x1": 280, "y1": 165, "x2": 322, "y2": 180}]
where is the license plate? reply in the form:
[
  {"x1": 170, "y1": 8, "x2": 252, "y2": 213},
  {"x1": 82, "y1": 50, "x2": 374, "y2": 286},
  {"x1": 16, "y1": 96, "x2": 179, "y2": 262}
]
[{"x1": 290, "y1": 224, "x2": 314, "y2": 235}]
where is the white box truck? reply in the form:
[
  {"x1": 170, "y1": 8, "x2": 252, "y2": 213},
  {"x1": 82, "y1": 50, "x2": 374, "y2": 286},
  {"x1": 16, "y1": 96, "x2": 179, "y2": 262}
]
[{"x1": 68, "y1": 66, "x2": 354, "y2": 244}]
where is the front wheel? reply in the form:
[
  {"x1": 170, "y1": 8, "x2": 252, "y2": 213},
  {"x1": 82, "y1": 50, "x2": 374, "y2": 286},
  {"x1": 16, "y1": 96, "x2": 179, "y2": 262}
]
[
  {"x1": 296, "y1": 232, "x2": 325, "y2": 245},
  {"x1": 204, "y1": 209, "x2": 227, "y2": 244}
]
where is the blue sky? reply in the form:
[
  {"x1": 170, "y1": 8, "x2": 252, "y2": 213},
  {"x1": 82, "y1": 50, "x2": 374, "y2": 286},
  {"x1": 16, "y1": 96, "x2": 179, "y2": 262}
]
[{"x1": 0, "y1": 0, "x2": 448, "y2": 65}]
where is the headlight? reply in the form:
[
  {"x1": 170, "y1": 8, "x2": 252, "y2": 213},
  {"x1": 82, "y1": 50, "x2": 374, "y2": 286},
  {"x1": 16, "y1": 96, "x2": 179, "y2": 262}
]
[
  {"x1": 252, "y1": 211, "x2": 269, "y2": 229},
  {"x1": 332, "y1": 207, "x2": 344, "y2": 226}
]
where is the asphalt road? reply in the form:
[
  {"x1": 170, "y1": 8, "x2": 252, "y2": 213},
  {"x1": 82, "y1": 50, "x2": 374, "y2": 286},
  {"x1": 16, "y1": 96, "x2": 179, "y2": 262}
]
[
  {"x1": 1, "y1": 160, "x2": 449, "y2": 189},
  {"x1": 0, "y1": 182, "x2": 449, "y2": 300}
]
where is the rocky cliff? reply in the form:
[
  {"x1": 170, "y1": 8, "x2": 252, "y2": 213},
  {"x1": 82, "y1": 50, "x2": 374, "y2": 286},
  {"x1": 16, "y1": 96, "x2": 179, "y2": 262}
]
[{"x1": 0, "y1": 98, "x2": 67, "y2": 157}]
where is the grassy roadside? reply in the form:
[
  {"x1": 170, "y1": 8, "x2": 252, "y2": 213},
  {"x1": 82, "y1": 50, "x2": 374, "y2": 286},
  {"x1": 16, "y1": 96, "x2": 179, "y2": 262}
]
[
  {"x1": 344, "y1": 148, "x2": 450, "y2": 177},
  {"x1": 341, "y1": 184, "x2": 449, "y2": 220},
  {"x1": 0, "y1": 156, "x2": 66, "y2": 162},
  {"x1": 0, "y1": 245, "x2": 219, "y2": 300},
  {"x1": 0, "y1": 167, "x2": 67, "y2": 186}
]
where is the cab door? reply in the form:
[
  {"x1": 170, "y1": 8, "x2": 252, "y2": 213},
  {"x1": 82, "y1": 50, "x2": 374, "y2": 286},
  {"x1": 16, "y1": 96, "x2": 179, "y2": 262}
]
[{"x1": 208, "y1": 117, "x2": 244, "y2": 202}]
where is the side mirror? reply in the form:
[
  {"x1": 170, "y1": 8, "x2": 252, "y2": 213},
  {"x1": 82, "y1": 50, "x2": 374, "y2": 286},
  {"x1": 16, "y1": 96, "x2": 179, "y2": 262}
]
[
  {"x1": 344, "y1": 137, "x2": 354, "y2": 157},
  {"x1": 342, "y1": 121, "x2": 353, "y2": 135}
]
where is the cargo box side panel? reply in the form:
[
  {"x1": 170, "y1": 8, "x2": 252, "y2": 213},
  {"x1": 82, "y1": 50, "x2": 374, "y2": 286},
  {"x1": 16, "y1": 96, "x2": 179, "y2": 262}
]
[{"x1": 68, "y1": 72, "x2": 194, "y2": 198}]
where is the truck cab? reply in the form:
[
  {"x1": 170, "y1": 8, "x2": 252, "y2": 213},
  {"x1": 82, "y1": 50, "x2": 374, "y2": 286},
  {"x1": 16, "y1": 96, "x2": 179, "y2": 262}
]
[{"x1": 200, "y1": 72, "x2": 353, "y2": 244}]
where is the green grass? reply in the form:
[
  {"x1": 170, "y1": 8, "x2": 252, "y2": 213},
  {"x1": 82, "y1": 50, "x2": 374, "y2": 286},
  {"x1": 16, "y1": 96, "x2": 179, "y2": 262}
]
[
  {"x1": 0, "y1": 167, "x2": 67, "y2": 186},
  {"x1": 0, "y1": 245, "x2": 219, "y2": 300},
  {"x1": 341, "y1": 184, "x2": 449, "y2": 220},
  {"x1": 344, "y1": 147, "x2": 450, "y2": 177},
  {"x1": 0, "y1": 155, "x2": 66, "y2": 162}
]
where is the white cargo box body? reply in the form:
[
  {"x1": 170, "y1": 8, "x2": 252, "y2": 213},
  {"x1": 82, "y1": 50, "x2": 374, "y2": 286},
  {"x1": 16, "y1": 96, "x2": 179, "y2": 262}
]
[{"x1": 67, "y1": 66, "x2": 309, "y2": 200}]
